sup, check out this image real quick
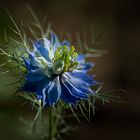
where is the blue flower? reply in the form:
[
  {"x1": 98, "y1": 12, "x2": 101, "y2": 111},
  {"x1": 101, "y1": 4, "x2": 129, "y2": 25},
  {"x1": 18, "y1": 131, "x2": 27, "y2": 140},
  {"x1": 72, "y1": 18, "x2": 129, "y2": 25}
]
[{"x1": 21, "y1": 32, "x2": 97, "y2": 107}]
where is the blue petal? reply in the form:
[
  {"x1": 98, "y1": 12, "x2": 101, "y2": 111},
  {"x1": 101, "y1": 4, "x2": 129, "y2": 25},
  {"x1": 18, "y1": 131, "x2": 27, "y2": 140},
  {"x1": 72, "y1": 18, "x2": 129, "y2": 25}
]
[
  {"x1": 61, "y1": 83, "x2": 79, "y2": 104},
  {"x1": 50, "y1": 32, "x2": 60, "y2": 45},
  {"x1": 21, "y1": 81, "x2": 37, "y2": 92},
  {"x1": 23, "y1": 58, "x2": 38, "y2": 71},
  {"x1": 50, "y1": 32, "x2": 61, "y2": 51},
  {"x1": 78, "y1": 62, "x2": 94, "y2": 72},
  {"x1": 61, "y1": 40, "x2": 71, "y2": 46},
  {"x1": 76, "y1": 54, "x2": 85, "y2": 63},
  {"x1": 65, "y1": 71, "x2": 97, "y2": 86},
  {"x1": 36, "y1": 81, "x2": 51, "y2": 107},
  {"x1": 81, "y1": 62, "x2": 94, "y2": 69},
  {"x1": 28, "y1": 52, "x2": 42, "y2": 67},
  {"x1": 26, "y1": 70, "x2": 46, "y2": 83},
  {"x1": 62, "y1": 74, "x2": 93, "y2": 99},
  {"x1": 47, "y1": 76, "x2": 61, "y2": 105},
  {"x1": 33, "y1": 39, "x2": 51, "y2": 62},
  {"x1": 23, "y1": 58, "x2": 32, "y2": 70}
]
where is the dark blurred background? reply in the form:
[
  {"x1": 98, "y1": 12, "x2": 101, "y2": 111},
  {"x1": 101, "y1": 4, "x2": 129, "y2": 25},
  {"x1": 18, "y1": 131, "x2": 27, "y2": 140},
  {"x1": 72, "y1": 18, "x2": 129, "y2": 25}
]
[{"x1": 0, "y1": 0, "x2": 140, "y2": 140}]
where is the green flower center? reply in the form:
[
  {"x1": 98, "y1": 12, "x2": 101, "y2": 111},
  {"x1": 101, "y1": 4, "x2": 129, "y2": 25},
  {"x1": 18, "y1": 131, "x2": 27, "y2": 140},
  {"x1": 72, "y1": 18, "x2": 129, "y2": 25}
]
[{"x1": 52, "y1": 45, "x2": 79, "y2": 74}]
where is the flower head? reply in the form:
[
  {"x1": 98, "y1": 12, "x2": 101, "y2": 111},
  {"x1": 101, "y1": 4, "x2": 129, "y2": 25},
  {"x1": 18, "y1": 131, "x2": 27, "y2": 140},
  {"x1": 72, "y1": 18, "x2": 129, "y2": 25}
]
[{"x1": 21, "y1": 32, "x2": 97, "y2": 107}]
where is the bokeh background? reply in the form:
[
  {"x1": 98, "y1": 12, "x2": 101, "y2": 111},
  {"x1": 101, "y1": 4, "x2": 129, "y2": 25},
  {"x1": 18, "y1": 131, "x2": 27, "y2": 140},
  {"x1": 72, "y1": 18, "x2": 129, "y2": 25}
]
[{"x1": 0, "y1": 0, "x2": 140, "y2": 140}]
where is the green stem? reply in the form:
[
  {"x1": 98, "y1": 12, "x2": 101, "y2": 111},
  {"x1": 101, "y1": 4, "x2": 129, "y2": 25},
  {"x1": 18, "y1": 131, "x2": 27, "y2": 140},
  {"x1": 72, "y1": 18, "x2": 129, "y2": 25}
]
[
  {"x1": 48, "y1": 105, "x2": 62, "y2": 140},
  {"x1": 49, "y1": 107, "x2": 53, "y2": 140}
]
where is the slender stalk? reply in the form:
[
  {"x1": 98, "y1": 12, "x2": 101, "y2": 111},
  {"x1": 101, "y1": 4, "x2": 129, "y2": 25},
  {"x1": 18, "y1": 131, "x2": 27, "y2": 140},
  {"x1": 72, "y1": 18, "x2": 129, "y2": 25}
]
[
  {"x1": 49, "y1": 107, "x2": 54, "y2": 140},
  {"x1": 48, "y1": 104, "x2": 63, "y2": 140}
]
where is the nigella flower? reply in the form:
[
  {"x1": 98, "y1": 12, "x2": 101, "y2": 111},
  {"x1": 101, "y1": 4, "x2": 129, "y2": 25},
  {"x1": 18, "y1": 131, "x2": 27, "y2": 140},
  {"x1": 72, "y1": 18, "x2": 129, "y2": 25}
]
[{"x1": 21, "y1": 32, "x2": 97, "y2": 107}]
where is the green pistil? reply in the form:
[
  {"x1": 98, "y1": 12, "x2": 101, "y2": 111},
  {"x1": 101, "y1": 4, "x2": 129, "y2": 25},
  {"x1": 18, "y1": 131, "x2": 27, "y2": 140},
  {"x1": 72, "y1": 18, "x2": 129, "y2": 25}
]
[{"x1": 52, "y1": 45, "x2": 78, "y2": 74}]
